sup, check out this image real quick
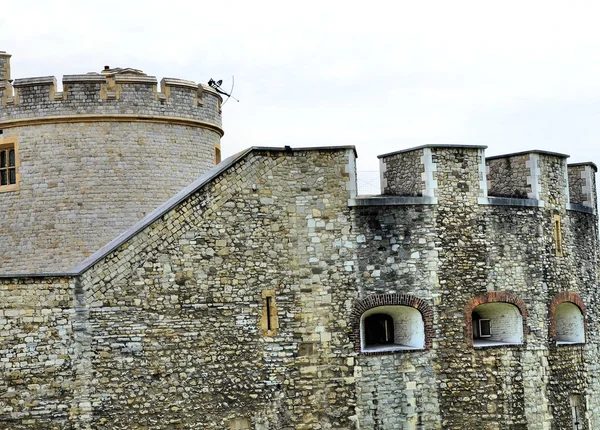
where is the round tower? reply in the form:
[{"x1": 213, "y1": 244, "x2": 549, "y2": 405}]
[{"x1": 0, "y1": 52, "x2": 223, "y2": 273}]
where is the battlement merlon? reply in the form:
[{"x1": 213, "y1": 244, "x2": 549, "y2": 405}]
[
  {"x1": 567, "y1": 162, "x2": 598, "y2": 211},
  {"x1": 377, "y1": 144, "x2": 597, "y2": 212},
  {"x1": 0, "y1": 51, "x2": 10, "y2": 81}
]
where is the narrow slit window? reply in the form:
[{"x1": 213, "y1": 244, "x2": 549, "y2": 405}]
[
  {"x1": 261, "y1": 290, "x2": 279, "y2": 336},
  {"x1": 554, "y1": 215, "x2": 563, "y2": 257},
  {"x1": 266, "y1": 296, "x2": 272, "y2": 331}
]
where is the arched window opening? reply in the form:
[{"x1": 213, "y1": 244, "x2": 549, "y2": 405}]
[
  {"x1": 361, "y1": 305, "x2": 425, "y2": 352},
  {"x1": 555, "y1": 302, "x2": 585, "y2": 345},
  {"x1": 472, "y1": 302, "x2": 523, "y2": 348}
]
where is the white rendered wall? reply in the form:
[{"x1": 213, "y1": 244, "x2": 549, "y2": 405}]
[
  {"x1": 555, "y1": 302, "x2": 585, "y2": 344},
  {"x1": 474, "y1": 302, "x2": 523, "y2": 344}
]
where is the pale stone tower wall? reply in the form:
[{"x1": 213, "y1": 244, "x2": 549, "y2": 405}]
[{"x1": 0, "y1": 52, "x2": 223, "y2": 273}]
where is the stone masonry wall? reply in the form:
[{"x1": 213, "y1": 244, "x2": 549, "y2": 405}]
[
  {"x1": 380, "y1": 150, "x2": 424, "y2": 196},
  {"x1": 352, "y1": 205, "x2": 441, "y2": 428},
  {"x1": 486, "y1": 154, "x2": 531, "y2": 198},
  {"x1": 71, "y1": 148, "x2": 357, "y2": 429},
  {"x1": 568, "y1": 164, "x2": 598, "y2": 208},
  {"x1": 568, "y1": 165, "x2": 587, "y2": 205},
  {"x1": 562, "y1": 209, "x2": 599, "y2": 428},
  {"x1": 0, "y1": 277, "x2": 81, "y2": 430},
  {"x1": 0, "y1": 54, "x2": 223, "y2": 274},
  {"x1": 0, "y1": 143, "x2": 598, "y2": 430},
  {"x1": 0, "y1": 121, "x2": 220, "y2": 274}
]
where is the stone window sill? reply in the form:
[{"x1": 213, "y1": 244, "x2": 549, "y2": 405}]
[
  {"x1": 361, "y1": 344, "x2": 424, "y2": 355},
  {"x1": 473, "y1": 339, "x2": 522, "y2": 348},
  {"x1": 0, "y1": 184, "x2": 19, "y2": 193},
  {"x1": 555, "y1": 341, "x2": 585, "y2": 346}
]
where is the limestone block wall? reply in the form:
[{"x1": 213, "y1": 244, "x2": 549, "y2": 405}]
[
  {"x1": 0, "y1": 73, "x2": 222, "y2": 127},
  {"x1": 0, "y1": 52, "x2": 10, "y2": 82},
  {"x1": 0, "y1": 122, "x2": 219, "y2": 273},
  {"x1": 73, "y1": 148, "x2": 354, "y2": 429},
  {"x1": 0, "y1": 277, "x2": 80, "y2": 430},
  {"x1": 0, "y1": 52, "x2": 223, "y2": 274}
]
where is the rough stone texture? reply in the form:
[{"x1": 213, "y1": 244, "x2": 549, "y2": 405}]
[
  {"x1": 0, "y1": 57, "x2": 222, "y2": 274},
  {"x1": 76, "y1": 148, "x2": 356, "y2": 430},
  {"x1": 0, "y1": 277, "x2": 78, "y2": 429},
  {"x1": 1, "y1": 143, "x2": 599, "y2": 429},
  {"x1": 380, "y1": 150, "x2": 424, "y2": 196},
  {"x1": 568, "y1": 164, "x2": 598, "y2": 208},
  {"x1": 351, "y1": 204, "x2": 442, "y2": 428},
  {"x1": 1, "y1": 55, "x2": 600, "y2": 430},
  {"x1": 487, "y1": 154, "x2": 531, "y2": 198}
]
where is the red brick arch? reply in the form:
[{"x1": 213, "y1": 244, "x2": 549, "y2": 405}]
[
  {"x1": 350, "y1": 293, "x2": 434, "y2": 354},
  {"x1": 464, "y1": 291, "x2": 528, "y2": 347},
  {"x1": 548, "y1": 291, "x2": 586, "y2": 341}
]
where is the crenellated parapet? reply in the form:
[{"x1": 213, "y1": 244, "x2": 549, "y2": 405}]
[
  {"x1": 370, "y1": 144, "x2": 597, "y2": 215},
  {"x1": 0, "y1": 55, "x2": 222, "y2": 134}
]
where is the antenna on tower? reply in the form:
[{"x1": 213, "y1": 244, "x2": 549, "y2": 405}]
[{"x1": 208, "y1": 76, "x2": 239, "y2": 105}]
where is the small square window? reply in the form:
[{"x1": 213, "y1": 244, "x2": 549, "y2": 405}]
[
  {"x1": 479, "y1": 319, "x2": 492, "y2": 338},
  {"x1": 0, "y1": 137, "x2": 18, "y2": 192}
]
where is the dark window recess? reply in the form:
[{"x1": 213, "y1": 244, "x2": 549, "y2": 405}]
[
  {"x1": 364, "y1": 314, "x2": 394, "y2": 346},
  {"x1": 266, "y1": 296, "x2": 273, "y2": 331},
  {"x1": 472, "y1": 312, "x2": 492, "y2": 339},
  {"x1": 479, "y1": 319, "x2": 492, "y2": 337}
]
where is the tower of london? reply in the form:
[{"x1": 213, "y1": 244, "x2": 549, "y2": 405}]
[{"x1": 0, "y1": 51, "x2": 598, "y2": 429}]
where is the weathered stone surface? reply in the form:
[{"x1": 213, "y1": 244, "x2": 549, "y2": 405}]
[
  {"x1": 0, "y1": 55, "x2": 222, "y2": 274},
  {"x1": 1, "y1": 52, "x2": 599, "y2": 430}
]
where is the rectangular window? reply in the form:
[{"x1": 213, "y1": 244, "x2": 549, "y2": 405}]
[
  {"x1": 479, "y1": 319, "x2": 492, "y2": 338},
  {"x1": 0, "y1": 137, "x2": 19, "y2": 192},
  {"x1": 554, "y1": 215, "x2": 563, "y2": 257}
]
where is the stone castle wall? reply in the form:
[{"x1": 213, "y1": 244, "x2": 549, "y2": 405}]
[
  {"x1": 1, "y1": 144, "x2": 597, "y2": 429},
  {"x1": 0, "y1": 53, "x2": 599, "y2": 430},
  {"x1": 0, "y1": 147, "x2": 359, "y2": 429},
  {"x1": 0, "y1": 53, "x2": 223, "y2": 274}
]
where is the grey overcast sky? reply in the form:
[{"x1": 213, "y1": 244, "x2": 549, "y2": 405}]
[{"x1": 2, "y1": 0, "x2": 600, "y2": 174}]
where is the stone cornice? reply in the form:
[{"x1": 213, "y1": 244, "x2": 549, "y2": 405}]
[{"x1": 0, "y1": 114, "x2": 224, "y2": 136}]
